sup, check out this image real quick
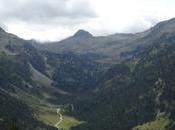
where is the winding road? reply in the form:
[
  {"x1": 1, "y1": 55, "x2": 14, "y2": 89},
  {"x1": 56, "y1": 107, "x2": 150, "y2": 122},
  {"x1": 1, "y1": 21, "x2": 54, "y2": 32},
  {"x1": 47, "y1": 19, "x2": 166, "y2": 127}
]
[{"x1": 55, "y1": 108, "x2": 63, "y2": 129}]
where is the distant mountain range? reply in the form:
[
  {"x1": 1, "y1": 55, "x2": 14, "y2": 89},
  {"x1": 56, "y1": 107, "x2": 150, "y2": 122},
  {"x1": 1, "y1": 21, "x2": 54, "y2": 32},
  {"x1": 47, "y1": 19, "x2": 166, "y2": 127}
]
[
  {"x1": 35, "y1": 18, "x2": 175, "y2": 65},
  {"x1": 0, "y1": 17, "x2": 175, "y2": 130}
]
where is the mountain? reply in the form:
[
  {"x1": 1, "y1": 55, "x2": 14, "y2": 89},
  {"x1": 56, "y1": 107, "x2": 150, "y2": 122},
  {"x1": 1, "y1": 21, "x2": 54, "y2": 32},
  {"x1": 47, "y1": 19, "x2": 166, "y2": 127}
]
[
  {"x1": 73, "y1": 29, "x2": 93, "y2": 38},
  {"x1": 0, "y1": 28, "x2": 75, "y2": 129},
  {"x1": 36, "y1": 18, "x2": 175, "y2": 66},
  {"x1": 1, "y1": 17, "x2": 175, "y2": 130},
  {"x1": 0, "y1": 27, "x2": 104, "y2": 129},
  {"x1": 0, "y1": 29, "x2": 60, "y2": 130},
  {"x1": 38, "y1": 30, "x2": 137, "y2": 65},
  {"x1": 70, "y1": 32, "x2": 175, "y2": 130}
]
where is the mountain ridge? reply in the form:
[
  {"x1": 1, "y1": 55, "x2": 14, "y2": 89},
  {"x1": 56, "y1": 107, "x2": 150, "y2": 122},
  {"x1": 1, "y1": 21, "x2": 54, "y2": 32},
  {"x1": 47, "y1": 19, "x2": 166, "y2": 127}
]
[{"x1": 37, "y1": 18, "x2": 175, "y2": 65}]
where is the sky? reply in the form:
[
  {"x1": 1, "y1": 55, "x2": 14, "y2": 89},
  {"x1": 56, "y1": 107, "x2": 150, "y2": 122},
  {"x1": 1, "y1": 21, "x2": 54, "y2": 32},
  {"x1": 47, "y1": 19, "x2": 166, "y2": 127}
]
[{"x1": 0, "y1": 0, "x2": 175, "y2": 41}]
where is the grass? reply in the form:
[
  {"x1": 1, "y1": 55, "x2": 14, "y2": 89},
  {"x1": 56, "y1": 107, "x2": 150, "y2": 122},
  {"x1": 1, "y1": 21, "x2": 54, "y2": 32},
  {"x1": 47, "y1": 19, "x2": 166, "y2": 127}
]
[
  {"x1": 58, "y1": 115, "x2": 82, "y2": 130},
  {"x1": 36, "y1": 106, "x2": 82, "y2": 130},
  {"x1": 37, "y1": 111, "x2": 58, "y2": 126},
  {"x1": 13, "y1": 87, "x2": 82, "y2": 130},
  {"x1": 132, "y1": 115, "x2": 171, "y2": 130}
]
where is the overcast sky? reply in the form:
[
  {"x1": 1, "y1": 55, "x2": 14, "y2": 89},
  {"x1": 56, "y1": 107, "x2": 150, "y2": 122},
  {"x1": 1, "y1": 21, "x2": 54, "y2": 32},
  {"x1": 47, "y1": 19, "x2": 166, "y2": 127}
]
[{"x1": 1, "y1": 0, "x2": 175, "y2": 41}]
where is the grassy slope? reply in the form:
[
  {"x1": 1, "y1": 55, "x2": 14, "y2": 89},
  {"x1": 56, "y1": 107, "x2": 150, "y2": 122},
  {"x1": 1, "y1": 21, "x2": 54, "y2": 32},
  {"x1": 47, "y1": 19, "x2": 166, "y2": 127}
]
[
  {"x1": 14, "y1": 87, "x2": 81, "y2": 130},
  {"x1": 132, "y1": 115, "x2": 171, "y2": 130},
  {"x1": 35, "y1": 105, "x2": 82, "y2": 130},
  {"x1": 59, "y1": 115, "x2": 82, "y2": 130}
]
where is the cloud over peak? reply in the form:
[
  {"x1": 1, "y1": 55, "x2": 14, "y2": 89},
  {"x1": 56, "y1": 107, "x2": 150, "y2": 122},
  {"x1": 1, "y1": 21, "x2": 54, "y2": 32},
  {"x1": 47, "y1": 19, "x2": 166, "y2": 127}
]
[{"x1": 0, "y1": 0, "x2": 175, "y2": 41}]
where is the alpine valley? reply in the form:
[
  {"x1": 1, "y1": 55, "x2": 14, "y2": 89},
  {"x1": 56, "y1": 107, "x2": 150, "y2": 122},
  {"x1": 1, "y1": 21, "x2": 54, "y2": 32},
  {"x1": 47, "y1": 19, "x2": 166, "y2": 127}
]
[{"x1": 1, "y1": 18, "x2": 175, "y2": 130}]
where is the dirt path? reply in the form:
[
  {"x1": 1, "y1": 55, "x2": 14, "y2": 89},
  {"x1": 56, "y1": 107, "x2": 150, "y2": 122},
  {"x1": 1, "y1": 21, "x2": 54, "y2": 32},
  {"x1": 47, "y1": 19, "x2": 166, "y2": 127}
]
[{"x1": 55, "y1": 108, "x2": 63, "y2": 129}]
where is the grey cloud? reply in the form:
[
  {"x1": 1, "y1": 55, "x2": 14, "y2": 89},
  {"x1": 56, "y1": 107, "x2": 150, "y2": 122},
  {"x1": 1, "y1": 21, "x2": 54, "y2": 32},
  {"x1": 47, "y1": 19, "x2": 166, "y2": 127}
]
[
  {"x1": 0, "y1": 0, "x2": 97, "y2": 24},
  {"x1": 124, "y1": 17, "x2": 160, "y2": 33}
]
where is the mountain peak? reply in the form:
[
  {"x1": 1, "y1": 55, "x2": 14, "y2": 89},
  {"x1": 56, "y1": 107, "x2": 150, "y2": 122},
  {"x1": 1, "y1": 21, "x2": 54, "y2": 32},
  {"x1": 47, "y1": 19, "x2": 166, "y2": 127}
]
[{"x1": 73, "y1": 29, "x2": 93, "y2": 38}]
